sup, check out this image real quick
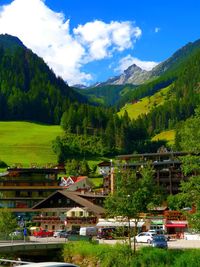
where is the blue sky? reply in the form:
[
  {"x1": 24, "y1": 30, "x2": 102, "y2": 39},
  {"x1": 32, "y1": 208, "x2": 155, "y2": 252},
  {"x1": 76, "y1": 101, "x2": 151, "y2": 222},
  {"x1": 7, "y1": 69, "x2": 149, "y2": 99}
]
[{"x1": 0, "y1": 0, "x2": 200, "y2": 85}]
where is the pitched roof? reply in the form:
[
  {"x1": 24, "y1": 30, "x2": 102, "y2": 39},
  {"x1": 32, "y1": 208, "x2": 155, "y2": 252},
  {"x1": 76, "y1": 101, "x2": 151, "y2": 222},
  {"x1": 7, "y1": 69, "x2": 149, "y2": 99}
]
[
  {"x1": 98, "y1": 161, "x2": 111, "y2": 167},
  {"x1": 32, "y1": 190, "x2": 105, "y2": 215},
  {"x1": 63, "y1": 176, "x2": 88, "y2": 183},
  {"x1": 75, "y1": 176, "x2": 88, "y2": 182},
  {"x1": 60, "y1": 191, "x2": 105, "y2": 215}
]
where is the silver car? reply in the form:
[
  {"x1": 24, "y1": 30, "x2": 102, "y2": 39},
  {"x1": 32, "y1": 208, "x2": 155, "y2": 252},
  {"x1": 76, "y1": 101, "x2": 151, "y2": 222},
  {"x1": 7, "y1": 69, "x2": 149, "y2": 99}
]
[
  {"x1": 132, "y1": 232, "x2": 157, "y2": 244},
  {"x1": 53, "y1": 230, "x2": 68, "y2": 238}
]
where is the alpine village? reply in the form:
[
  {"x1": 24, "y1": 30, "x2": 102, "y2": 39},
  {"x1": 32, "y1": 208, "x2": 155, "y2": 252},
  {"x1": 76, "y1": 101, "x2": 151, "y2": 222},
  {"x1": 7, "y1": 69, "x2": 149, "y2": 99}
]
[{"x1": 0, "y1": 33, "x2": 200, "y2": 266}]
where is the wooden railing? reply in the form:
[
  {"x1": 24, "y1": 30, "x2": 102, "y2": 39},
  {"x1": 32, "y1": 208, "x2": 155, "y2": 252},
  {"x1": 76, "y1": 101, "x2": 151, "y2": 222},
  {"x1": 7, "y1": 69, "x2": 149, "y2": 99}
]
[{"x1": 32, "y1": 216, "x2": 97, "y2": 224}]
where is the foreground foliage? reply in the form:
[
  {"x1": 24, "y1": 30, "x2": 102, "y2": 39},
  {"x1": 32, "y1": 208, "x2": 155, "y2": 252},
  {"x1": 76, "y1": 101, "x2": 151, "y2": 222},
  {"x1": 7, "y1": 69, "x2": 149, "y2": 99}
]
[
  {"x1": 0, "y1": 208, "x2": 17, "y2": 238},
  {"x1": 63, "y1": 241, "x2": 200, "y2": 267}
]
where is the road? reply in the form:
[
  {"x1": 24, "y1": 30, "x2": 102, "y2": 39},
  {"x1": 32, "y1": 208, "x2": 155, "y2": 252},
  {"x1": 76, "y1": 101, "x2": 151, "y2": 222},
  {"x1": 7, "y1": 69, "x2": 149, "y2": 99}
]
[
  {"x1": 98, "y1": 238, "x2": 200, "y2": 249},
  {"x1": 1, "y1": 236, "x2": 200, "y2": 249},
  {"x1": 30, "y1": 236, "x2": 200, "y2": 249}
]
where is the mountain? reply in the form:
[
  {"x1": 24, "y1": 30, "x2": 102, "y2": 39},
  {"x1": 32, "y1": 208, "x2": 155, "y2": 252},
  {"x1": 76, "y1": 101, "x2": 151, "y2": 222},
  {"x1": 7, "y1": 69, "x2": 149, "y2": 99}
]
[
  {"x1": 72, "y1": 84, "x2": 88, "y2": 89},
  {"x1": 150, "y1": 38, "x2": 200, "y2": 77},
  {"x1": 79, "y1": 39, "x2": 200, "y2": 108},
  {"x1": 0, "y1": 34, "x2": 25, "y2": 50},
  {"x1": 101, "y1": 38, "x2": 200, "y2": 88},
  {"x1": 0, "y1": 34, "x2": 86, "y2": 124},
  {"x1": 76, "y1": 84, "x2": 137, "y2": 107},
  {"x1": 117, "y1": 38, "x2": 200, "y2": 106},
  {"x1": 119, "y1": 41, "x2": 200, "y2": 136},
  {"x1": 102, "y1": 64, "x2": 150, "y2": 85}
]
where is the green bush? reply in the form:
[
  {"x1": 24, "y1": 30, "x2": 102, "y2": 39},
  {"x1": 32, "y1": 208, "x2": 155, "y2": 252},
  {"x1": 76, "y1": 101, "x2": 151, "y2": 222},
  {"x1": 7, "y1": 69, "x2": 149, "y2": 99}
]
[
  {"x1": 173, "y1": 249, "x2": 200, "y2": 267},
  {"x1": 0, "y1": 160, "x2": 7, "y2": 168},
  {"x1": 63, "y1": 241, "x2": 132, "y2": 267},
  {"x1": 63, "y1": 242, "x2": 200, "y2": 267}
]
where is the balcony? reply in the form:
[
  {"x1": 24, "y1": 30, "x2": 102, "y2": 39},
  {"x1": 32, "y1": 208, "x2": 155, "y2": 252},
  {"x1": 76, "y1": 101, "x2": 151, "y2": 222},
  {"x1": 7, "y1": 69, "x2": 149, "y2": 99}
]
[{"x1": 32, "y1": 215, "x2": 97, "y2": 225}]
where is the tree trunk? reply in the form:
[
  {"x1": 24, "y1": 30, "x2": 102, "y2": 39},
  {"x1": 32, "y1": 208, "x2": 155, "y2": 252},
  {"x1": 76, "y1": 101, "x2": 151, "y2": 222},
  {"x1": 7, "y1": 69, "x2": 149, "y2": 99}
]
[
  {"x1": 133, "y1": 220, "x2": 138, "y2": 254},
  {"x1": 128, "y1": 217, "x2": 132, "y2": 251}
]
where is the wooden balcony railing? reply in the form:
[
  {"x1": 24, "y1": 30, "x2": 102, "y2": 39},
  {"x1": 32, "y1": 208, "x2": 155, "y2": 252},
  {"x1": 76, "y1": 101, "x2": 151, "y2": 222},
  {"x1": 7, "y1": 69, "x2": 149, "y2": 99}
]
[{"x1": 32, "y1": 216, "x2": 97, "y2": 224}]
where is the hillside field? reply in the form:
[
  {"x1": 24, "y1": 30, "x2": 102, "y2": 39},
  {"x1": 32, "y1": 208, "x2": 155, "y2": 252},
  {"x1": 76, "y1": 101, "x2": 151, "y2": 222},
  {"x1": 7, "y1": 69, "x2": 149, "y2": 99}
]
[
  {"x1": 118, "y1": 85, "x2": 172, "y2": 119},
  {"x1": 152, "y1": 130, "x2": 175, "y2": 146},
  {"x1": 0, "y1": 121, "x2": 64, "y2": 167}
]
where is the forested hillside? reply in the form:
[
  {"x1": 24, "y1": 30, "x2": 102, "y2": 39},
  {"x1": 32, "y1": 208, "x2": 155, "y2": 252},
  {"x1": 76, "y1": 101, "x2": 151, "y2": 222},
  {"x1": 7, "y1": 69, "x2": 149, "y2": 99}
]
[
  {"x1": 52, "y1": 103, "x2": 162, "y2": 162},
  {"x1": 0, "y1": 34, "x2": 86, "y2": 124},
  {"x1": 118, "y1": 39, "x2": 200, "y2": 105},
  {"x1": 135, "y1": 48, "x2": 200, "y2": 136},
  {"x1": 75, "y1": 84, "x2": 137, "y2": 107}
]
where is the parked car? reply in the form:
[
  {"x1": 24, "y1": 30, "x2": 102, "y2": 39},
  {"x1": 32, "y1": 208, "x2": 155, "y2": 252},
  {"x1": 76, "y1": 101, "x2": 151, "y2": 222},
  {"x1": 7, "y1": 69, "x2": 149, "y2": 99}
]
[
  {"x1": 97, "y1": 227, "x2": 116, "y2": 239},
  {"x1": 53, "y1": 230, "x2": 68, "y2": 238},
  {"x1": 67, "y1": 229, "x2": 80, "y2": 235},
  {"x1": 9, "y1": 230, "x2": 23, "y2": 237},
  {"x1": 16, "y1": 262, "x2": 79, "y2": 267},
  {"x1": 9, "y1": 230, "x2": 24, "y2": 240},
  {"x1": 79, "y1": 227, "x2": 97, "y2": 237},
  {"x1": 132, "y1": 232, "x2": 157, "y2": 244},
  {"x1": 0, "y1": 260, "x2": 79, "y2": 267},
  {"x1": 151, "y1": 235, "x2": 168, "y2": 248},
  {"x1": 33, "y1": 229, "x2": 54, "y2": 237},
  {"x1": 148, "y1": 229, "x2": 170, "y2": 241}
]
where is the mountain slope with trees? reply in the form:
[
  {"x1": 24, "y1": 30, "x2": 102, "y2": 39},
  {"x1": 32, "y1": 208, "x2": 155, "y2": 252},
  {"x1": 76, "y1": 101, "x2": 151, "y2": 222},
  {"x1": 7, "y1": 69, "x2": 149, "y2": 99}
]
[
  {"x1": 0, "y1": 34, "x2": 86, "y2": 124},
  {"x1": 134, "y1": 48, "x2": 200, "y2": 136},
  {"x1": 80, "y1": 38, "x2": 200, "y2": 109},
  {"x1": 75, "y1": 83, "x2": 137, "y2": 107}
]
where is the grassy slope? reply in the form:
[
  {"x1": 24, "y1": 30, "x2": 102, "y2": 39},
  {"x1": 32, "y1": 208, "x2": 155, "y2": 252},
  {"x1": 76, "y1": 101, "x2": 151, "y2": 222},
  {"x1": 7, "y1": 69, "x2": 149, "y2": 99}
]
[
  {"x1": 152, "y1": 130, "x2": 175, "y2": 146},
  {"x1": 0, "y1": 121, "x2": 63, "y2": 166},
  {"x1": 118, "y1": 85, "x2": 172, "y2": 120}
]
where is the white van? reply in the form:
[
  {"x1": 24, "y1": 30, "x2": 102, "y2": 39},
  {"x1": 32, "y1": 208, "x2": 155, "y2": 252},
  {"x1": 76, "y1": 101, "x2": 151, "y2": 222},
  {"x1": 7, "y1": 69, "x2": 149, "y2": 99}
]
[{"x1": 79, "y1": 227, "x2": 97, "y2": 236}]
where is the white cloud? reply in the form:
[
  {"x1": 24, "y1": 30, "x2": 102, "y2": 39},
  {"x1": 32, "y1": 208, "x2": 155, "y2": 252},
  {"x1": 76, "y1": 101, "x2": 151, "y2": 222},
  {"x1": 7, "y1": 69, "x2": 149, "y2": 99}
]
[
  {"x1": 0, "y1": 0, "x2": 89, "y2": 85},
  {"x1": 74, "y1": 20, "x2": 141, "y2": 61},
  {"x1": 0, "y1": 0, "x2": 142, "y2": 85},
  {"x1": 116, "y1": 54, "x2": 159, "y2": 73},
  {"x1": 155, "y1": 27, "x2": 160, "y2": 33}
]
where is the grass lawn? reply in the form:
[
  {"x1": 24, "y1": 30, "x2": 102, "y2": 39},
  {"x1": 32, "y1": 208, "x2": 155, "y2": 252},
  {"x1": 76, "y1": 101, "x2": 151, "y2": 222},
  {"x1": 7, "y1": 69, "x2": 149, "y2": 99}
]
[
  {"x1": 89, "y1": 177, "x2": 103, "y2": 188},
  {"x1": 118, "y1": 85, "x2": 172, "y2": 120},
  {"x1": 0, "y1": 121, "x2": 64, "y2": 167},
  {"x1": 152, "y1": 130, "x2": 175, "y2": 146}
]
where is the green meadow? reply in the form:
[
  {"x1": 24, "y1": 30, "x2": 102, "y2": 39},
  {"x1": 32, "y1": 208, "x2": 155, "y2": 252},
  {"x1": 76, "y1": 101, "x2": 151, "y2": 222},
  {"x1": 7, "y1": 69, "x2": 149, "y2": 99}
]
[
  {"x1": 0, "y1": 121, "x2": 64, "y2": 167},
  {"x1": 152, "y1": 130, "x2": 175, "y2": 146},
  {"x1": 118, "y1": 85, "x2": 172, "y2": 120}
]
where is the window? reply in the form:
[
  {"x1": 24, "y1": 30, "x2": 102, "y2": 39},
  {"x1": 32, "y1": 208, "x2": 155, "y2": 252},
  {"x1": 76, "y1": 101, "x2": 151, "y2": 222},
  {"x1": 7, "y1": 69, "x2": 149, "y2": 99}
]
[
  {"x1": 79, "y1": 211, "x2": 83, "y2": 217},
  {"x1": 139, "y1": 233, "x2": 145, "y2": 236},
  {"x1": 58, "y1": 199, "x2": 62, "y2": 204},
  {"x1": 38, "y1": 191, "x2": 43, "y2": 197},
  {"x1": 16, "y1": 191, "x2": 20, "y2": 197}
]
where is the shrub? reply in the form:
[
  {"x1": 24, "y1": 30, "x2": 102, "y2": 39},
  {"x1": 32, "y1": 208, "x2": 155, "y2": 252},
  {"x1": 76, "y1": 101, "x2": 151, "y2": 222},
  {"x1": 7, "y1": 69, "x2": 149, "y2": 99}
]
[
  {"x1": 0, "y1": 160, "x2": 7, "y2": 168},
  {"x1": 173, "y1": 249, "x2": 200, "y2": 267},
  {"x1": 63, "y1": 242, "x2": 200, "y2": 267}
]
